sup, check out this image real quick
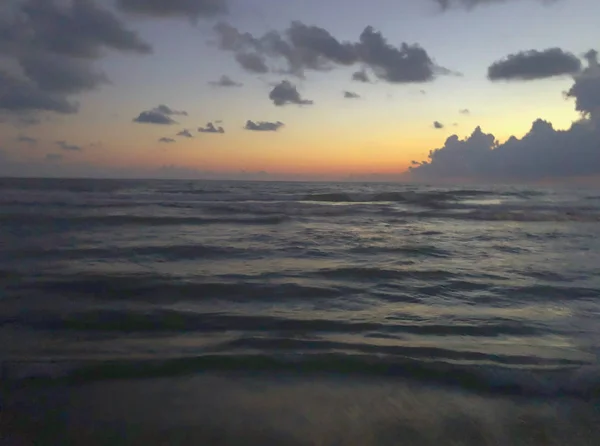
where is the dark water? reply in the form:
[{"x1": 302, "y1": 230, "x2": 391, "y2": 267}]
[{"x1": 1, "y1": 178, "x2": 600, "y2": 445}]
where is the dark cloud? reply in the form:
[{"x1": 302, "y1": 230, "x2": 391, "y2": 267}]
[
  {"x1": 410, "y1": 55, "x2": 600, "y2": 180},
  {"x1": 45, "y1": 153, "x2": 63, "y2": 162},
  {"x1": 213, "y1": 21, "x2": 257, "y2": 52},
  {"x1": 209, "y1": 75, "x2": 242, "y2": 87},
  {"x1": 352, "y1": 69, "x2": 370, "y2": 83},
  {"x1": 177, "y1": 129, "x2": 194, "y2": 138},
  {"x1": 269, "y1": 81, "x2": 313, "y2": 106},
  {"x1": 433, "y1": 121, "x2": 444, "y2": 129},
  {"x1": 565, "y1": 50, "x2": 600, "y2": 118},
  {"x1": 286, "y1": 21, "x2": 357, "y2": 68},
  {"x1": 118, "y1": 0, "x2": 228, "y2": 19},
  {"x1": 0, "y1": 71, "x2": 78, "y2": 114},
  {"x1": 17, "y1": 135, "x2": 37, "y2": 144},
  {"x1": 56, "y1": 140, "x2": 82, "y2": 151},
  {"x1": 0, "y1": 0, "x2": 150, "y2": 118},
  {"x1": 199, "y1": 122, "x2": 225, "y2": 133},
  {"x1": 158, "y1": 137, "x2": 176, "y2": 143},
  {"x1": 15, "y1": 0, "x2": 152, "y2": 59},
  {"x1": 488, "y1": 48, "x2": 582, "y2": 81},
  {"x1": 459, "y1": 108, "x2": 471, "y2": 115},
  {"x1": 357, "y1": 27, "x2": 437, "y2": 83},
  {"x1": 235, "y1": 53, "x2": 269, "y2": 74},
  {"x1": 133, "y1": 105, "x2": 186, "y2": 125},
  {"x1": 19, "y1": 53, "x2": 109, "y2": 93},
  {"x1": 245, "y1": 120, "x2": 284, "y2": 132},
  {"x1": 215, "y1": 22, "x2": 444, "y2": 83},
  {"x1": 344, "y1": 91, "x2": 361, "y2": 99}
]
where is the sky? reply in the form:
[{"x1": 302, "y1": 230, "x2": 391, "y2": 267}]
[{"x1": 0, "y1": 0, "x2": 599, "y2": 182}]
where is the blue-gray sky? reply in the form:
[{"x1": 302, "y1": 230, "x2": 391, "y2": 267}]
[{"x1": 1, "y1": 0, "x2": 599, "y2": 182}]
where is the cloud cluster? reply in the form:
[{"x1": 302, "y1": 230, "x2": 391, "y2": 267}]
[
  {"x1": 214, "y1": 21, "x2": 444, "y2": 83},
  {"x1": 269, "y1": 81, "x2": 313, "y2": 106},
  {"x1": 117, "y1": 0, "x2": 228, "y2": 19},
  {"x1": 158, "y1": 137, "x2": 176, "y2": 143},
  {"x1": 488, "y1": 48, "x2": 582, "y2": 81},
  {"x1": 0, "y1": 0, "x2": 150, "y2": 118},
  {"x1": 199, "y1": 122, "x2": 225, "y2": 133},
  {"x1": 344, "y1": 91, "x2": 361, "y2": 99},
  {"x1": 133, "y1": 105, "x2": 187, "y2": 125},
  {"x1": 433, "y1": 121, "x2": 444, "y2": 129},
  {"x1": 245, "y1": 120, "x2": 284, "y2": 132},
  {"x1": 410, "y1": 53, "x2": 600, "y2": 180}
]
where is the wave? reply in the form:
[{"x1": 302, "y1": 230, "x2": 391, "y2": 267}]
[
  {"x1": 5, "y1": 309, "x2": 539, "y2": 339},
  {"x1": 4, "y1": 244, "x2": 260, "y2": 262},
  {"x1": 3, "y1": 354, "x2": 598, "y2": 399},
  {"x1": 459, "y1": 209, "x2": 600, "y2": 223},
  {"x1": 0, "y1": 214, "x2": 290, "y2": 227},
  {"x1": 19, "y1": 275, "x2": 345, "y2": 302},
  {"x1": 348, "y1": 245, "x2": 450, "y2": 257},
  {"x1": 301, "y1": 190, "x2": 494, "y2": 206},
  {"x1": 314, "y1": 267, "x2": 456, "y2": 281}
]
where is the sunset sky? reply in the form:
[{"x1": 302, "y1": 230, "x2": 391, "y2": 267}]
[{"x1": 1, "y1": 0, "x2": 599, "y2": 181}]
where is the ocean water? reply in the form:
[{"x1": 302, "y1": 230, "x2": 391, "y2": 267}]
[{"x1": 1, "y1": 177, "x2": 600, "y2": 445}]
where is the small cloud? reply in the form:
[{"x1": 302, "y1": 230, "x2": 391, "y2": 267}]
[
  {"x1": 177, "y1": 129, "x2": 194, "y2": 138},
  {"x1": 269, "y1": 81, "x2": 313, "y2": 106},
  {"x1": 199, "y1": 122, "x2": 225, "y2": 134},
  {"x1": 158, "y1": 137, "x2": 176, "y2": 143},
  {"x1": 133, "y1": 105, "x2": 186, "y2": 125},
  {"x1": 245, "y1": 120, "x2": 284, "y2": 132},
  {"x1": 459, "y1": 109, "x2": 470, "y2": 115},
  {"x1": 209, "y1": 75, "x2": 242, "y2": 87},
  {"x1": 488, "y1": 48, "x2": 582, "y2": 81},
  {"x1": 420, "y1": 90, "x2": 427, "y2": 95},
  {"x1": 352, "y1": 69, "x2": 370, "y2": 83},
  {"x1": 45, "y1": 153, "x2": 63, "y2": 162},
  {"x1": 17, "y1": 135, "x2": 38, "y2": 144},
  {"x1": 344, "y1": 91, "x2": 361, "y2": 99},
  {"x1": 433, "y1": 121, "x2": 444, "y2": 129},
  {"x1": 56, "y1": 140, "x2": 83, "y2": 151}
]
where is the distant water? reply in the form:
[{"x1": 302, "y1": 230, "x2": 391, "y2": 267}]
[{"x1": 1, "y1": 178, "x2": 600, "y2": 445}]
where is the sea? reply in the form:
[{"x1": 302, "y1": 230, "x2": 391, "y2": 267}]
[{"x1": 1, "y1": 177, "x2": 600, "y2": 445}]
